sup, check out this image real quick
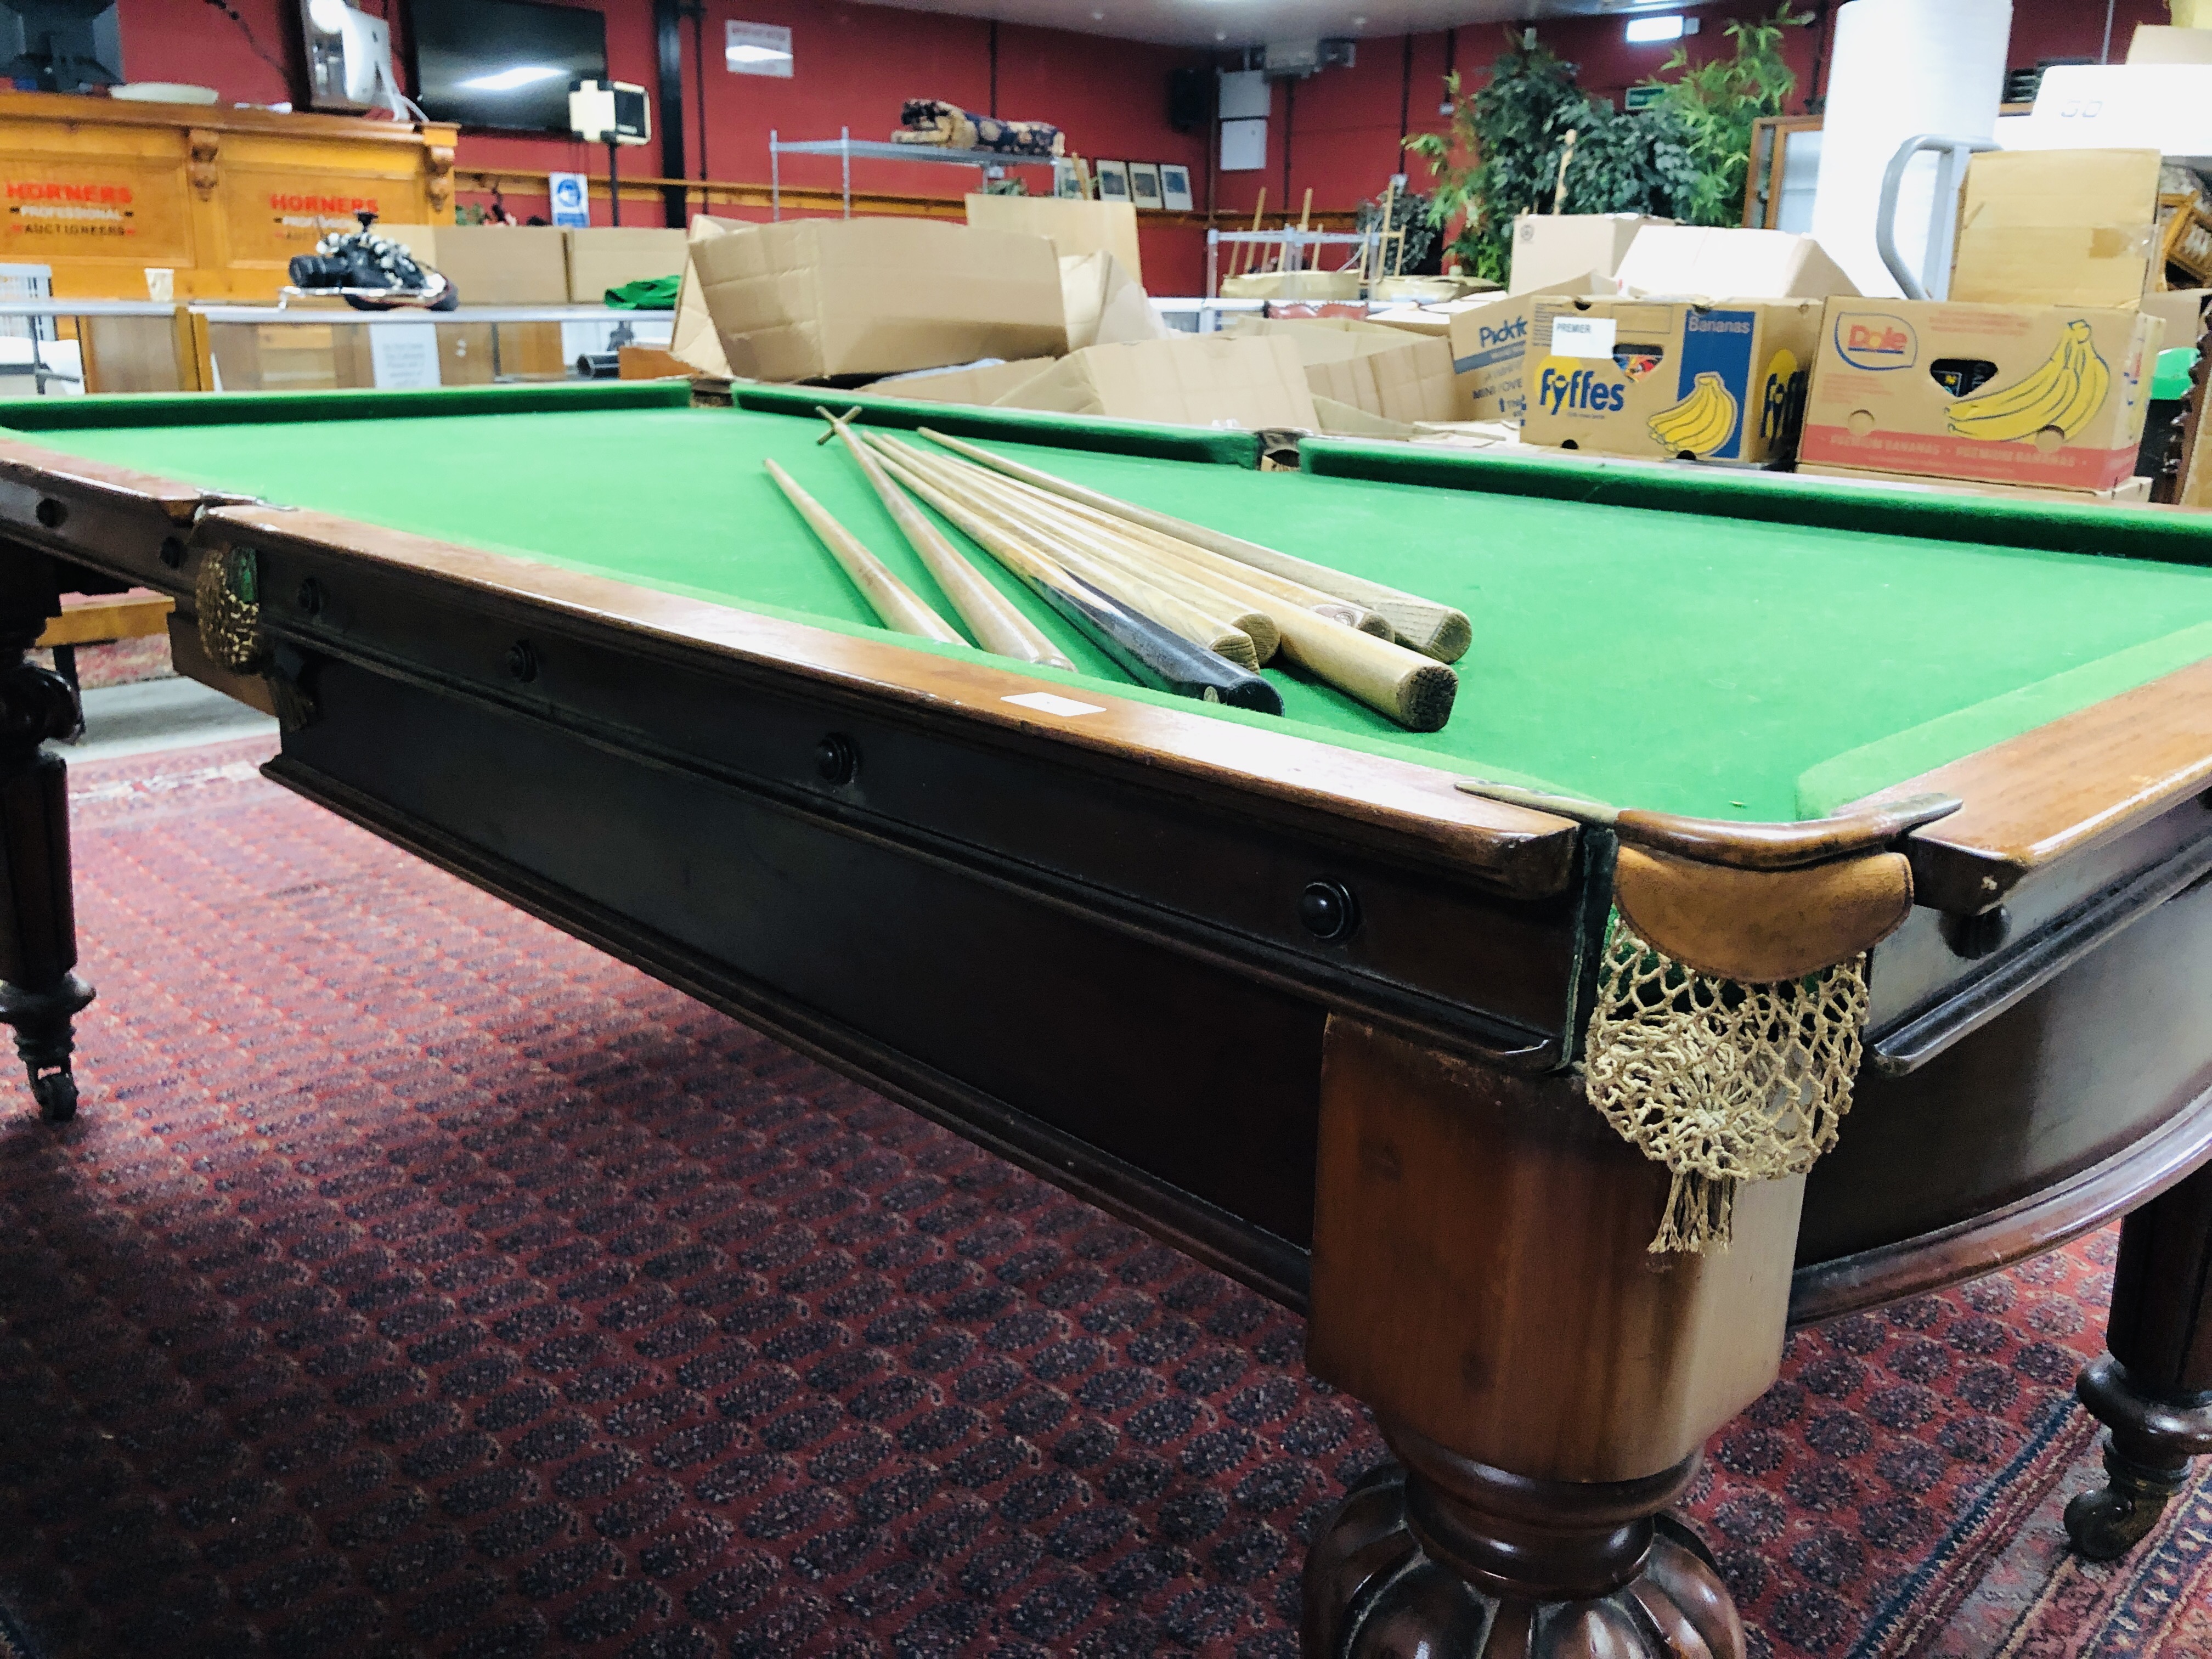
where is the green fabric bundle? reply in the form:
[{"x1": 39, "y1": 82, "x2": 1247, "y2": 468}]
[{"x1": 604, "y1": 275, "x2": 680, "y2": 311}]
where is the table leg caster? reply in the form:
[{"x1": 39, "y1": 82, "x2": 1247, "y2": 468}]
[
  {"x1": 0, "y1": 973, "x2": 92, "y2": 1122},
  {"x1": 2063, "y1": 1355, "x2": 2212, "y2": 1562},
  {"x1": 1304, "y1": 1426, "x2": 1743, "y2": 1658}
]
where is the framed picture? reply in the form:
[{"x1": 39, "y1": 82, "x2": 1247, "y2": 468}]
[
  {"x1": 1094, "y1": 160, "x2": 1130, "y2": 201},
  {"x1": 1054, "y1": 156, "x2": 1091, "y2": 199},
  {"x1": 1159, "y1": 163, "x2": 1193, "y2": 212},
  {"x1": 1128, "y1": 163, "x2": 1163, "y2": 209}
]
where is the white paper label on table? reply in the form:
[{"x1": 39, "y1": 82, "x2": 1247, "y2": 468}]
[
  {"x1": 1003, "y1": 692, "x2": 1104, "y2": 717},
  {"x1": 1548, "y1": 316, "x2": 1617, "y2": 358},
  {"x1": 369, "y1": 320, "x2": 440, "y2": 390}
]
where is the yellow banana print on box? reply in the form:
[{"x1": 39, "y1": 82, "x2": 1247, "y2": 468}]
[
  {"x1": 1647, "y1": 372, "x2": 1740, "y2": 456},
  {"x1": 1945, "y1": 320, "x2": 2110, "y2": 443}
]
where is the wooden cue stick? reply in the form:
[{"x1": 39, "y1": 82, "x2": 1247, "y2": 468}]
[
  {"x1": 911, "y1": 444, "x2": 1458, "y2": 732},
  {"x1": 1234, "y1": 188, "x2": 1266, "y2": 279},
  {"x1": 916, "y1": 428, "x2": 1473, "y2": 662},
  {"x1": 872, "y1": 438, "x2": 1263, "y2": 672},
  {"x1": 939, "y1": 452, "x2": 1394, "y2": 639},
  {"x1": 876, "y1": 438, "x2": 1279, "y2": 664},
  {"x1": 1298, "y1": 188, "x2": 1313, "y2": 270},
  {"x1": 820, "y1": 412, "x2": 1071, "y2": 669},
  {"x1": 765, "y1": 460, "x2": 964, "y2": 645},
  {"x1": 871, "y1": 448, "x2": 1282, "y2": 714}
]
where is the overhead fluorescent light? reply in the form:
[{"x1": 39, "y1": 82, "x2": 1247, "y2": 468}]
[
  {"x1": 1624, "y1": 15, "x2": 1686, "y2": 42},
  {"x1": 457, "y1": 65, "x2": 564, "y2": 93}
]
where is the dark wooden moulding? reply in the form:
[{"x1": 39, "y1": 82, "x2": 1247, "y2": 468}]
[{"x1": 2, "y1": 434, "x2": 2211, "y2": 1657}]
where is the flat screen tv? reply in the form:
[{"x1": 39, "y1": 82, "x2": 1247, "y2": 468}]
[{"x1": 409, "y1": 0, "x2": 607, "y2": 134}]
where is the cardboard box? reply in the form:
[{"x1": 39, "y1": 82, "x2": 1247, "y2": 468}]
[
  {"x1": 1060, "y1": 251, "x2": 1166, "y2": 352},
  {"x1": 1799, "y1": 463, "x2": 2154, "y2": 505},
  {"x1": 1224, "y1": 315, "x2": 1459, "y2": 424},
  {"x1": 2128, "y1": 24, "x2": 2212, "y2": 64},
  {"x1": 692, "y1": 218, "x2": 1065, "y2": 382},
  {"x1": 1438, "y1": 275, "x2": 1614, "y2": 422},
  {"x1": 1509, "y1": 213, "x2": 1671, "y2": 295},
  {"x1": 566, "y1": 227, "x2": 689, "y2": 303},
  {"x1": 1800, "y1": 300, "x2": 2165, "y2": 493},
  {"x1": 430, "y1": 225, "x2": 571, "y2": 305},
  {"x1": 999, "y1": 334, "x2": 1319, "y2": 429},
  {"x1": 966, "y1": 194, "x2": 1143, "y2": 286},
  {"x1": 1521, "y1": 297, "x2": 1824, "y2": 463},
  {"x1": 2142, "y1": 287, "x2": 2211, "y2": 352},
  {"x1": 1948, "y1": 150, "x2": 2163, "y2": 309},
  {"x1": 669, "y1": 216, "x2": 746, "y2": 378},
  {"x1": 869, "y1": 357, "x2": 1058, "y2": 406},
  {"x1": 1614, "y1": 227, "x2": 1857, "y2": 301}
]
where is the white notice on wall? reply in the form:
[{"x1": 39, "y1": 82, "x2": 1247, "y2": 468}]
[
  {"x1": 1219, "y1": 117, "x2": 1267, "y2": 173},
  {"x1": 369, "y1": 320, "x2": 441, "y2": 390},
  {"x1": 727, "y1": 21, "x2": 793, "y2": 77},
  {"x1": 1548, "y1": 315, "x2": 1617, "y2": 358}
]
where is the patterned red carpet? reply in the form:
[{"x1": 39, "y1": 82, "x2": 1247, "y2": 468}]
[{"x1": 0, "y1": 736, "x2": 2204, "y2": 1658}]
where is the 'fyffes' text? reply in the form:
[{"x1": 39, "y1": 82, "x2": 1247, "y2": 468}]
[{"x1": 1537, "y1": 362, "x2": 1626, "y2": 415}]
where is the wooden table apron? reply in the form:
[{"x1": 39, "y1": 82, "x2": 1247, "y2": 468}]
[{"x1": 2, "y1": 432, "x2": 2211, "y2": 1657}]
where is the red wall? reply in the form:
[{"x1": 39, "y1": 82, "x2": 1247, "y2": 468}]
[{"x1": 107, "y1": 0, "x2": 2174, "y2": 297}]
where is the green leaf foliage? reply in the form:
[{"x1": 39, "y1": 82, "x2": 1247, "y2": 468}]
[{"x1": 1404, "y1": 8, "x2": 1807, "y2": 281}]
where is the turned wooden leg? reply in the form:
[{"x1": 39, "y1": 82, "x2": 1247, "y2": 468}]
[
  {"x1": 1307, "y1": 1432, "x2": 1742, "y2": 1657},
  {"x1": 2065, "y1": 1161, "x2": 2212, "y2": 1560},
  {"x1": 1303, "y1": 1018, "x2": 1800, "y2": 1658},
  {"x1": 0, "y1": 556, "x2": 92, "y2": 1121}
]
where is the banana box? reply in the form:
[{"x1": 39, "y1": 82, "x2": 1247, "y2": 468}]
[
  {"x1": 1519, "y1": 297, "x2": 1822, "y2": 464},
  {"x1": 1799, "y1": 301, "x2": 2164, "y2": 493}
]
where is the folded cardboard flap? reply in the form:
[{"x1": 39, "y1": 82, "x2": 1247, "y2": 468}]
[
  {"x1": 2129, "y1": 23, "x2": 2212, "y2": 63},
  {"x1": 1222, "y1": 315, "x2": 1460, "y2": 423},
  {"x1": 998, "y1": 334, "x2": 1319, "y2": 429},
  {"x1": 1614, "y1": 226, "x2": 1858, "y2": 301},
  {"x1": 1948, "y1": 149, "x2": 2163, "y2": 308},
  {"x1": 669, "y1": 215, "x2": 747, "y2": 378},
  {"x1": 693, "y1": 217, "x2": 1067, "y2": 382},
  {"x1": 1509, "y1": 213, "x2": 1672, "y2": 294},
  {"x1": 1060, "y1": 251, "x2": 1167, "y2": 352},
  {"x1": 968, "y1": 194, "x2": 1144, "y2": 286},
  {"x1": 869, "y1": 357, "x2": 1059, "y2": 406}
]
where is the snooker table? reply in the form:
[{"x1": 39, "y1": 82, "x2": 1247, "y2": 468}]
[{"x1": 1, "y1": 380, "x2": 2210, "y2": 1658}]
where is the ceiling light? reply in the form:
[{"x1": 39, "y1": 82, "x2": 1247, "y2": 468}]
[
  {"x1": 1624, "y1": 14, "x2": 1685, "y2": 42},
  {"x1": 307, "y1": 0, "x2": 349, "y2": 32},
  {"x1": 456, "y1": 65, "x2": 565, "y2": 93}
]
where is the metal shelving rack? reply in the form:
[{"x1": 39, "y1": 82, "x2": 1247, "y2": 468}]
[{"x1": 769, "y1": 128, "x2": 1057, "y2": 219}]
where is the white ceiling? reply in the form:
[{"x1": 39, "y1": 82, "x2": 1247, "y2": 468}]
[{"x1": 870, "y1": 0, "x2": 1671, "y2": 50}]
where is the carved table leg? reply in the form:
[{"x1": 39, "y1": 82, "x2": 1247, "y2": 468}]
[
  {"x1": 1304, "y1": 1018, "x2": 1799, "y2": 1658},
  {"x1": 2065, "y1": 1160, "x2": 2212, "y2": 1559},
  {"x1": 0, "y1": 556, "x2": 93, "y2": 1121},
  {"x1": 1307, "y1": 1431, "x2": 1741, "y2": 1657}
]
